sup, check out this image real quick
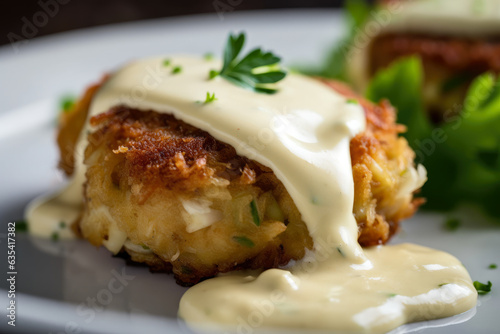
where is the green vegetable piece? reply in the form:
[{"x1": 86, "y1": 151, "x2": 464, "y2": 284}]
[
  {"x1": 15, "y1": 220, "x2": 28, "y2": 232},
  {"x1": 209, "y1": 70, "x2": 219, "y2": 79},
  {"x1": 60, "y1": 96, "x2": 76, "y2": 113},
  {"x1": 172, "y1": 66, "x2": 182, "y2": 74},
  {"x1": 250, "y1": 200, "x2": 261, "y2": 226},
  {"x1": 163, "y1": 59, "x2": 171, "y2": 66},
  {"x1": 366, "y1": 57, "x2": 431, "y2": 147},
  {"x1": 473, "y1": 280, "x2": 492, "y2": 295},
  {"x1": 201, "y1": 92, "x2": 217, "y2": 104},
  {"x1": 443, "y1": 218, "x2": 460, "y2": 231},
  {"x1": 489, "y1": 264, "x2": 497, "y2": 269},
  {"x1": 59, "y1": 221, "x2": 66, "y2": 229},
  {"x1": 51, "y1": 232, "x2": 59, "y2": 242},
  {"x1": 232, "y1": 236, "x2": 255, "y2": 248}
]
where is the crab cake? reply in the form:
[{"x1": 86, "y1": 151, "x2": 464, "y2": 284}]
[
  {"x1": 348, "y1": 0, "x2": 500, "y2": 120},
  {"x1": 57, "y1": 76, "x2": 425, "y2": 285}
]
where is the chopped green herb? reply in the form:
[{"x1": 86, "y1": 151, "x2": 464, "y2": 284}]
[
  {"x1": 59, "y1": 221, "x2": 66, "y2": 229},
  {"x1": 444, "y1": 218, "x2": 461, "y2": 231},
  {"x1": 232, "y1": 236, "x2": 255, "y2": 248},
  {"x1": 387, "y1": 293, "x2": 397, "y2": 297},
  {"x1": 172, "y1": 66, "x2": 182, "y2": 74},
  {"x1": 204, "y1": 52, "x2": 214, "y2": 61},
  {"x1": 250, "y1": 200, "x2": 260, "y2": 226},
  {"x1": 141, "y1": 244, "x2": 150, "y2": 250},
  {"x1": 15, "y1": 220, "x2": 28, "y2": 232},
  {"x1": 51, "y1": 232, "x2": 59, "y2": 242},
  {"x1": 473, "y1": 280, "x2": 492, "y2": 295},
  {"x1": 212, "y1": 32, "x2": 286, "y2": 94},
  {"x1": 201, "y1": 92, "x2": 217, "y2": 104},
  {"x1": 336, "y1": 246, "x2": 346, "y2": 258},
  {"x1": 489, "y1": 264, "x2": 497, "y2": 269},
  {"x1": 60, "y1": 96, "x2": 76, "y2": 113},
  {"x1": 209, "y1": 69, "x2": 219, "y2": 79},
  {"x1": 346, "y1": 98, "x2": 358, "y2": 104},
  {"x1": 438, "y1": 283, "x2": 449, "y2": 287},
  {"x1": 163, "y1": 58, "x2": 171, "y2": 66}
]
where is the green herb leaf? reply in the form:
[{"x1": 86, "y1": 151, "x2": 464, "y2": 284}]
[
  {"x1": 232, "y1": 236, "x2": 255, "y2": 248},
  {"x1": 443, "y1": 218, "x2": 461, "y2": 231},
  {"x1": 60, "y1": 96, "x2": 76, "y2": 113},
  {"x1": 59, "y1": 221, "x2": 67, "y2": 229},
  {"x1": 489, "y1": 264, "x2": 497, "y2": 269},
  {"x1": 15, "y1": 220, "x2": 28, "y2": 232},
  {"x1": 163, "y1": 59, "x2": 171, "y2": 66},
  {"x1": 250, "y1": 200, "x2": 260, "y2": 226},
  {"x1": 473, "y1": 280, "x2": 492, "y2": 295},
  {"x1": 214, "y1": 32, "x2": 286, "y2": 94},
  {"x1": 141, "y1": 244, "x2": 150, "y2": 250},
  {"x1": 366, "y1": 57, "x2": 431, "y2": 147},
  {"x1": 172, "y1": 66, "x2": 182, "y2": 74},
  {"x1": 201, "y1": 92, "x2": 217, "y2": 104},
  {"x1": 204, "y1": 53, "x2": 214, "y2": 61},
  {"x1": 209, "y1": 70, "x2": 219, "y2": 79},
  {"x1": 51, "y1": 232, "x2": 59, "y2": 242},
  {"x1": 438, "y1": 283, "x2": 449, "y2": 287}
]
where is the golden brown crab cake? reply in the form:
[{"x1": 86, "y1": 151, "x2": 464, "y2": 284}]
[{"x1": 59, "y1": 79, "x2": 425, "y2": 285}]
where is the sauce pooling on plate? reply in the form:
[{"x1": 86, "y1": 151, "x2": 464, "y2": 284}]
[{"x1": 27, "y1": 56, "x2": 476, "y2": 333}]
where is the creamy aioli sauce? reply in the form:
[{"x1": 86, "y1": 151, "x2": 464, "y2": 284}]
[{"x1": 27, "y1": 56, "x2": 476, "y2": 333}]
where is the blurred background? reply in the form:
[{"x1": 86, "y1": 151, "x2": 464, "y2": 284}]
[{"x1": 0, "y1": 0, "x2": 371, "y2": 46}]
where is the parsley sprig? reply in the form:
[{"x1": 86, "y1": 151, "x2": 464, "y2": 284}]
[
  {"x1": 200, "y1": 92, "x2": 217, "y2": 104},
  {"x1": 211, "y1": 32, "x2": 286, "y2": 94},
  {"x1": 473, "y1": 280, "x2": 492, "y2": 295}
]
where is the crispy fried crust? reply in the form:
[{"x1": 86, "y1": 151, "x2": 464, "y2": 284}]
[
  {"x1": 57, "y1": 77, "x2": 106, "y2": 175},
  {"x1": 321, "y1": 80, "x2": 424, "y2": 245},
  {"x1": 370, "y1": 33, "x2": 500, "y2": 73},
  {"x1": 60, "y1": 79, "x2": 423, "y2": 285}
]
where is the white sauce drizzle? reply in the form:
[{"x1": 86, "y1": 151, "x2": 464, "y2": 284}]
[{"x1": 26, "y1": 56, "x2": 477, "y2": 333}]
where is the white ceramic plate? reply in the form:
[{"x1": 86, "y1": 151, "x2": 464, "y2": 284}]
[{"x1": 0, "y1": 9, "x2": 498, "y2": 334}]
